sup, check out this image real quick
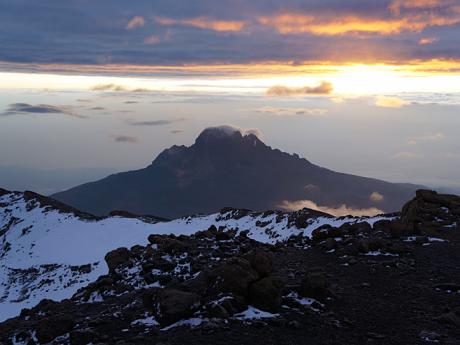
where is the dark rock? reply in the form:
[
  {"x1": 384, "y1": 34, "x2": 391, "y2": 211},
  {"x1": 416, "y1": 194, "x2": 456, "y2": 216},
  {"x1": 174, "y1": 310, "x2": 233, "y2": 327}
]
[
  {"x1": 323, "y1": 238, "x2": 337, "y2": 251},
  {"x1": 385, "y1": 242, "x2": 407, "y2": 255},
  {"x1": 105, "y1": 247, "x2": 131, "y2": 272},
  {"x1": 249, "y1": 277, "x2": 284, "y2": 312},
  {"x1": 299, "y1": 272, "x2": 329, "y2": 300},
  {"x1": 436, "y1": 312, "x2": 460, "y2": 327},
  {"x1": 216, "y1": 231, "x2": 232, "y2": 241},
  {"x1": 69, "y1": 330, "x2": 99, "y2": 345},
  {"x1": 415, "y1": 236, "x2": 429, "y2": 245},
  {"x1": 287, "y1": 320, "x2": 301, "y2": 329},
  {"x1": 245, "y1": 249, "x2": 274, "y2": 277},
  {"x1": 35, "y1": 315, "x2": 75, "y2": 343},
  {"x1": 206, "y1": 303, "x2": 229, "y2": 319},
  {"x1": 219, "y1": 295, "x2": 247, "y2": 315},
  {"x1": 156, "y1": 289, "x2": 200, "y2": 325},
  {"x1": 209, "y1": 258, "x2": 259, "y2": 297},
  {"x1": 434, "y1": 283, "x2": 460, "y2": 292},
  {"x1": 387, "y1": 221, "x2": 414, "y2": 238}
]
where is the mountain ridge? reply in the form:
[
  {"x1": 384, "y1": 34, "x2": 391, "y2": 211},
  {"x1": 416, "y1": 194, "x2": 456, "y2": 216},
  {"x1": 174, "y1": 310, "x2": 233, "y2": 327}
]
[
  {"x1": 1, "y1": 187, "x2": 459, "y2": 344},
  {"x1": 52, "y1": 126, "x2": 421, "y2": 218},
  {"x1": 0, "y1": 186, "x2": 390, "y2": 322}
]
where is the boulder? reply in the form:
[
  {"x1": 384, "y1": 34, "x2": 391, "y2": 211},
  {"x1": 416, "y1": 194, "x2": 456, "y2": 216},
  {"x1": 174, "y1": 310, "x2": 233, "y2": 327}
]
[
  {"x1": 249, "y1": 277, "x2": 284, "y2": 312},
  {"x1": 323, "y1": 238, "x2": 337, "y2": 251},
  {"x1": 299, "y1": 272, "x2": 329, "y2": 300},
  {"x1": 209, "y1": 258, "x2": 259, "y2": 297},
  {"x1": 245, "y1": 249, "x2": 273, "y2": 277},
  {"x1": 104, "y1": 247, "x2": 131, "y2": 272},
  {"x1": 156, "y1": 289, "x2": 200, "y2": 325},
  {"x1": 35, "y1": 314, "x2": 76, "y2": 343}
]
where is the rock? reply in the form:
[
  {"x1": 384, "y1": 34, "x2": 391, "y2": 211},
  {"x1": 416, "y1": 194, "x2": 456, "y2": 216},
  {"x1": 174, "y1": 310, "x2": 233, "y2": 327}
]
[
  {"x1": 245, "y1": 249, "x2": 273, "y2": 277},
  {"x1": 209, "y1": 258, "x2": 259, "y2": 297},
  {"x1": 156, "y1": 289, "x2": 200, "y2": 325},
  {"x1": 311, "y1": 224, "x2": 331, "y2": 240},
  {"x1": 287, "y1": 320, "x2": 301, "y2": 329},
  {"x1": 385, "y1": 242, "x2": 407, "y2": 255},
  {"x1": 249, "y1": 277, "x2": 284, "y2": 312},
  {"x1": 342, "y1": 241, "x2": 360, "y2": 256},
  {"x1": 104, "y1": 247, "x2": 131, "y2": 272},
  {"x1": 387, "y1": 221, "x2": 414, "y2": 238},
  {"x1": 219, "y1": 295, "x2": 247, "y2": 315},
  {"x1": 323, "y1": 238, "x2": 337, "y2": 251},
  {"x1": 161, "y1": 238, "x2": 189, "y2": 254},
  {"x1": 299, "y1": 272, "x2": 329, "y2": 300},
  {"x1": 368, "y1": 238, "x2": 384, "y2": 251},
  {"x1": 358, "y1": 239, "x2": 370, "y2": 253},
  {"x1": 206, "y1": 303, "x2": 229, "y2": 319},
  {"x1": 69, "y1": 330, "x2": 99, "y2": 345},
  {"x1": 35, "y1": 315, "x2": 76, "y2": 343},
  {"x1": 419, "y1": 331, "x2": 442, "y2": 342},
  {"x1": 436, "y1": 312, "x2": 460, "y2": 327},
  {"x1": 415, "y1": 236, "x2": 428, "y2": 245},
  {"x1": 434, "y1": 283, "x2": 460, "y2": 292},
  {"x1": 215, "y1": 230, "x2": 232, "y2": 241}
]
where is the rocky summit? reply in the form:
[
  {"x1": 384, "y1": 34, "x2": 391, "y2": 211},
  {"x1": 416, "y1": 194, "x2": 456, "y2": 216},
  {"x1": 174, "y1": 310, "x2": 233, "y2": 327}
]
[
  {"x1": 0, "y1": 189, "x2": 459, "y2": 344},
  {"x1": 51, "y1": 126, "x2": 419, "y2": 218}
]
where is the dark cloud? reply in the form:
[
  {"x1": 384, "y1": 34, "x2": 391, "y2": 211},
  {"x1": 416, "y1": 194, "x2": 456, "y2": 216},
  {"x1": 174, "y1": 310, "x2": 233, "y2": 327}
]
[
  {"x1": 1, "y1": 103, "x2": 86, "y2": 118},
  {"x1": 0, "y1": 0, "x2": 459, "y2": 68},
  {"x1": 170, "y1": 129, "x2": 184, "y2": 134},
  {"x1": 124, "y1": 101, "x2": 139, "y2": 104},
  {"x1": 91, "y1": 84, "x2": 153, "y2": 93},
  {"x1": 266, "y1": 81, "x2": 333, "y2": 96},
  {"x1": 111, "y1": 135, "x2": 139, "y2": 143},
  {"x1": 127, "y1": 118, "x2": 186, "y2": 126}
]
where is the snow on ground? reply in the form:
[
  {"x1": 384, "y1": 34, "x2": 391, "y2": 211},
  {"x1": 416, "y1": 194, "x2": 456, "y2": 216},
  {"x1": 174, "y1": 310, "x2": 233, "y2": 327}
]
[
  {"x1": 234, "y1": 306, "x2": 279, "y2": 320},
  {"x1": 161, "y1": 317, "x2": 206, "y2": 331},
  {"x1": 0, "y1": 191, "x2": 393, "y2": 322}
]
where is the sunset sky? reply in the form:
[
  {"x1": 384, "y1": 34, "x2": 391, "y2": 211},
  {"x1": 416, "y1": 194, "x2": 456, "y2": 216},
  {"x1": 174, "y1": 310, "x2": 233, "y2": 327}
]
[{"x1": 1, "y1": 0, "x2": 459, "y2": 194}]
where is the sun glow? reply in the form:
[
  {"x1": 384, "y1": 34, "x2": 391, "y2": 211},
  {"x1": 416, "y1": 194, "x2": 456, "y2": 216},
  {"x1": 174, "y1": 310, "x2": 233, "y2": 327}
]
[{"x1": 1, "y1": 60, "x2": 460, "y2": 96}]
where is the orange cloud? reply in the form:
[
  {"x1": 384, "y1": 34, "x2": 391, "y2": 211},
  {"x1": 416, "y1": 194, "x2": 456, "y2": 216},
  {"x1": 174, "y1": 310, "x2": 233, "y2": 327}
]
[
  {"x1": 144, "y1": 35, "x2": 161, "y2": 45},
  {"x1": 278, "y1": 199, "x2": 383, "y2": 217},
  {"x1": 258, "y1": 6, "x2": 460, "y2": 36},
  {"x1": 419, "y1": 37, "x2": 438, "y2": 45},
  {"x1": 370, "y1": 192, "x2": 384, "y2": 202},
  {"x1": 267, "y1": 81, "x2": 333, "y2": 96},
  {"x1": 154, "y1": 16, "x2": 245, "y2": 32},
  {"x1": 375, "y1": 96, "x2": 407, "y2": 108},
  {"x1": 126, "y1": 16, "x2": 145, "y2": 30},
  {"x1": 389, "y1": 0, "x2": 456, "y2": 15}
]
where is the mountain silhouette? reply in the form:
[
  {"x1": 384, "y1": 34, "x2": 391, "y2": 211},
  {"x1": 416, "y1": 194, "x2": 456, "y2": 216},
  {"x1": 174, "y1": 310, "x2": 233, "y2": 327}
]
[{"x1": 52, "y1": 126, "x2": 419, "y2": 218}]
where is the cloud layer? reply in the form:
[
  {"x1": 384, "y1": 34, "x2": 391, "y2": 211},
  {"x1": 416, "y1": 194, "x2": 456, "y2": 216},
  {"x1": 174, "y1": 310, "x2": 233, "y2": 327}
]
[
  {"x1": 267, "y1": 81, "x2": 333, "y2": 96},
  {"x1": 1, "y1": 103, "x2": 85, "y2": 118},
  {"x1": 1, "y1": 0, "x2": 459, "y2": 67},
  {"x1": 278, "y1": 199, "x2": 384, "y2": 217}
]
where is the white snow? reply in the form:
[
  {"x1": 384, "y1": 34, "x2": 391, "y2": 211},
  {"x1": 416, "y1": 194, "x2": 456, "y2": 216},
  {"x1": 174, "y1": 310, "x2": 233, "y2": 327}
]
[
  {"x1": 286, "y1": 291, "x2": 318, "y2": 307},
  {"x1": 234, "y1": 306, "x2": 279, "y2": 320},
  {"x1": 161, "y1": 317, "x2": 206, "y2": 330},
  {"x1": 363, "y1": 251, "x2": 398, "y2": 257},
  {"x1": 0, "y1": 191, "x2": 394, "y2": 322},
  {"x1": 131, "y1": 313, "x2": 159, "y2": 327}
]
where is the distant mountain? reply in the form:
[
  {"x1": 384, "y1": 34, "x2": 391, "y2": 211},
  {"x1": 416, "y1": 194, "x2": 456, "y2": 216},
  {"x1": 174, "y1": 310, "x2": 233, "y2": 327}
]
[{"x1": 52, "y1": 126, "x2": 420, "y2": 218}]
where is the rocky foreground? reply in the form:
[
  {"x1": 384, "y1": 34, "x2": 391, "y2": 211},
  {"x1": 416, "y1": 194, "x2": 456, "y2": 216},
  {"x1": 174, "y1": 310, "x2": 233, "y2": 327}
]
[{"x1": 1, "y1": 190, "x2": 460, "y2": 344}]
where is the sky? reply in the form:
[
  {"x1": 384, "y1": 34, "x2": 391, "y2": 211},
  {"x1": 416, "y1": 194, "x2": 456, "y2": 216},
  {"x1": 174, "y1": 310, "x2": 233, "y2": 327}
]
[{"x1": 0, "y1": 0, "x2": 459, "y2": 194}]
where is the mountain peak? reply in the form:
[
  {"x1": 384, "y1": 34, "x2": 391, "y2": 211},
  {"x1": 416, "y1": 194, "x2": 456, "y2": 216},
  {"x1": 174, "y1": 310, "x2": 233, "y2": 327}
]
[{"x1": 195, "y1": 125, "x2": 261, "y2": 145}]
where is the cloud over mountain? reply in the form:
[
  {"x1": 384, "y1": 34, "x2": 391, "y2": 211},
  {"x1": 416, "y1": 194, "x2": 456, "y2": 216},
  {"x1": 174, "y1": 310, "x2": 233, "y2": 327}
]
[{"x1": 267, "y1": 81, "x2": 333, "y2": 96}]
